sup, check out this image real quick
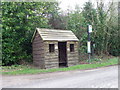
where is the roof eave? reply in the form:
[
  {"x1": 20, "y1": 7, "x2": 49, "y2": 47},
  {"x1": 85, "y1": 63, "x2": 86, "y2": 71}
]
[{"x1": 42, "y1": 40, "x2": 79, "y2": 42}]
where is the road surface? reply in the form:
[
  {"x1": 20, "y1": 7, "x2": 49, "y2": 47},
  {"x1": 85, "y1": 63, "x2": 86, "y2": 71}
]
[{"x1": 2, "y1": 65, "x2": 118, "y2": 88}]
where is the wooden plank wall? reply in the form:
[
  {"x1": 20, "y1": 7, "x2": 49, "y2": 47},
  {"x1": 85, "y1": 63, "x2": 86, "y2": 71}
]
[
  {"x1": 32, "y1": 31, "x2": 45, "y2": 69},
  {"x1": 67, "y1": 41, "x2": 79, "y2": 66},
  {"x1": 32, "y1": 32, "x2": 79, "y2": 69},
  {"x1": 44, "y1": 41, "x2": 59, "y2": 69}
]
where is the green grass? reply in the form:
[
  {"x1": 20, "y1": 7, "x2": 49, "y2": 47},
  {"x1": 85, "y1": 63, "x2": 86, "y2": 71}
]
[{"x1": 1, "y1": 57, "x2": 118, "y2": 75}]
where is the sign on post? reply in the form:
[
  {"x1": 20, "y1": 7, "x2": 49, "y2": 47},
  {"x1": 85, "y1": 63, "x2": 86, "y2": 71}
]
[
  {"x1": 87, "y1": 41, "x2": 91, "y2": 53},
  {"x1": 88, "y1": 25, "x2": 92, "y2": 33}
]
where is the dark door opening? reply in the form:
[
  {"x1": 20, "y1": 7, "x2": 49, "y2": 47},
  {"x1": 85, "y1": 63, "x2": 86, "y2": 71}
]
[{"x1": 58, "y1": 42, "x2": 67, "y2": 67}]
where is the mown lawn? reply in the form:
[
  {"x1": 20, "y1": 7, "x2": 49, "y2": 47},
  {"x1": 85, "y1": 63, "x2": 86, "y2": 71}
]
[{"x1": 1, "y1": 57, "x2": 118, "y2": 75}]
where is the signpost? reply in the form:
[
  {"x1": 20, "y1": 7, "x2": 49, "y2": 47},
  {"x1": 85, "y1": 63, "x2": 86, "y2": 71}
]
[
  {"x1": 88, "y1": 25, "x2": 92, "y2": 33},
  {"x1": 87, "y1": 25, "x2": 92, "y2": 63},
  {"x1": 87, "y1": 41, "x2": 91, "y2": 53}
]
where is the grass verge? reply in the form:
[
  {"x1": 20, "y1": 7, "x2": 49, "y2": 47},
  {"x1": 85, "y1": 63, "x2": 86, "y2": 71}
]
[{"x1": 1, "y1": 57, "x2": 118, "y2": 75}]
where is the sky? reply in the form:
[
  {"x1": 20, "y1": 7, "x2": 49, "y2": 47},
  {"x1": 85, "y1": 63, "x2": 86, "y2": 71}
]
[
  {"x1": 57, "y1": 0, "x2": 117, "y2": 11},
  {"x1": 58, "y1": 0, "x2": 91, "y2": 11}
]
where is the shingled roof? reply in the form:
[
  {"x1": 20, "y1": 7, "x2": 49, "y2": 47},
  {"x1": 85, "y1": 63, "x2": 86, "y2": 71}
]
[{"x1": 32, "y1": 28, "x2": 79, "y2": 42}]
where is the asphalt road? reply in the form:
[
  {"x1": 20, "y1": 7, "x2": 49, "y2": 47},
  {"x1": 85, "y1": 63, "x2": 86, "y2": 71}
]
[{"x1": 2, "y1": 65, "x2": 118, "y2": 88}]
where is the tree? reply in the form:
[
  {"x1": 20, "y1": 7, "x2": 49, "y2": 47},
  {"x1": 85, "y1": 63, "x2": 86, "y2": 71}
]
[
  {"x1": 2, "y1": 2, "x2": 59, "y2": 65},
  {"x1": 93, "y1": 1, "x2": 119, "y2": 55}
]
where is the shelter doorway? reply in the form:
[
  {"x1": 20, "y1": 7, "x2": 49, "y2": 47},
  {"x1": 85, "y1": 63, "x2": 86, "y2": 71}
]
[{"x1": 58, "y1": 42, "x2": 67, "y2": 67}]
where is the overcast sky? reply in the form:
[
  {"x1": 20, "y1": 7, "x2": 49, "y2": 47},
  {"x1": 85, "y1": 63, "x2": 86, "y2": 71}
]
[
  {"x1": 58, "y1": 0, "x2": 90, "y2": 11},
  {"x1": 57, "y1": 0, "x2": 116, "y2": 11}
]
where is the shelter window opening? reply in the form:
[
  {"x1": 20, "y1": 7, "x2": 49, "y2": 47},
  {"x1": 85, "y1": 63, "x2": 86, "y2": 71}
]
[
  {"x1": 49, "y1": 44, "x2": 55, "y2": 52},
  {"x1": 70, "y1": 44, "x2": 74, "y2": 52}
]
